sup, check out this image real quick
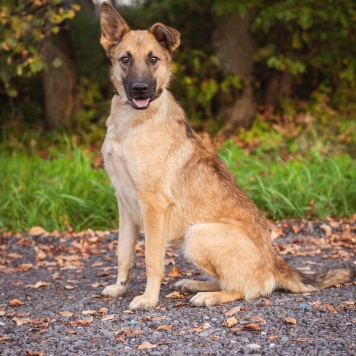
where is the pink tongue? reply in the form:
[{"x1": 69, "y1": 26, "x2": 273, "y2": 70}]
[{"x1": 133, "y1": 98, "x2": 150, "y2": 108}]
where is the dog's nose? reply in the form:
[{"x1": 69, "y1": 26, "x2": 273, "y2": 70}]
[{"x1": 132, "y1": 82, "x2": 148, "y2": 96}]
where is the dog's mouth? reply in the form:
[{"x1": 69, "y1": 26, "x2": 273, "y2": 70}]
[
  {"x1": 131, "y1": 97, "x2": 151, "y2": 110},
  {"x1": 129, "y1": 90, "x2": 163, "y2": 110}
]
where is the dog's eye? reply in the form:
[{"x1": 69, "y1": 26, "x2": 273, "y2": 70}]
[
  {"x1": 120, "y1": 57, "x2": 130, "y2": 64},
  {"x1": 150, "y1": 57, "x2": 158, "y2": 64}
]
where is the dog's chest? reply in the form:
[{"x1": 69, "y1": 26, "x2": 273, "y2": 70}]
[{"x1": 102, "y1": 133, "x2": 142, "y2": 221}]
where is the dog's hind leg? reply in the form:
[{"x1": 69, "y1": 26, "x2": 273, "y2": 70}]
[
  {"x1": 182, "y1": 223, "x2": 275, "y2": 307},
  {"x1": 174, "y1": 279, "x2": 220, "y2": 293}
]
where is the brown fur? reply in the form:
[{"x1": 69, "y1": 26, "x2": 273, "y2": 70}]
[{"x1": 99, "y1": 3, "x2": 355, "y2": 310}]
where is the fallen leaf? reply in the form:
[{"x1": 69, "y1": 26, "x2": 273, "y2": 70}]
[
  {"x1": 188, "y1": 322, "x2": 211, "y2": 332},
  {"x1": 168, "y1": 266, "x2": 181, "y2": 277},
  {"x1": 82, "y1": 310, "x2": 97, "y2": 315},
  {"x1": 296, "y1": 337, "x2": 311, "y2": 342},
  {"x1": 0, "y1": 310, "x2": 5, "y2": 316},
  {"x1": 137, "y1": 341, "x2": 157, "y2": 350},
  {"x1": 232, "y1": 323, "x2": 261, "y2": 332},
  {"x1": 90, "y1": 282, "x2": 100, "y2": 288},
  {"x1": 77, "y1": 317, "x2": 93, "y2": 326},
  {"x1": 101, "y1": 314, "x2": 116, "y2": 321},
  {"x1": 165, "y1": 291, "x2": 184, "y2": 299},
  {"x1": 251, "y1": 315, "x2": 267, "y2": 324},
  {"x1": 12, "y1": 317, "x2": 32, "y2": 326},
  {"x1": 224, "y1": 306, "x2": 241, "y2": 316},
  {"x1": 29, "y1": 226, "x2": 48, "y2": 237},
  {"x1": 60, "y1": 311, "x2": 74, "y2": 317},
  {"x1": 64, "y1": 285, "x2": 75, "y2": 290},
  {"x1": 26, "y1": 351, "x2": 45, "y2": 356},
  {"x1": 320, "y1": 224, "x2": 332, "y2": 237},
  {"x1": 156, "y1": 324, "x2": 173, "y2": 331},
  {"x1": 26, "y1": 281, "x2": 51, "y2": 289},
  {"x1": 34, "y1": 247, "x2": 46, "y2": 261},
  {"x1": 230, "y1": 340, "x2": 238, "y2": 344},
  {"x1": 123, "y1": 310, "x2": 133, "y2": 314},
  {"x1": 269, "y1": 332, "x2": 278, "y2": 340},
  {"x1": 0, "y1": 336, "x2": 12, "y2": 342},
  {"x1": 10, "y1": 299, "x2": 24, "y2": 306},
  {"x1": 17, "y1": 263, "x2": 33, "y2": 272},
  {"x1": 223, "y1": 316, "x2": 238, "y2": 328},
  {"x1": 66, "y1": 329, "x2": 79, "y2": 334},
  {"x1": 98, "y1": 307, "x2": 109, "y2": 313},
  {"x1": 285, "y1": 317, "x2": 297, "y2": 325}
]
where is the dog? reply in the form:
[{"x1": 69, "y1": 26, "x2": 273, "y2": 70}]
[{"x1": 99, "y1": 3, "x2": 355, "y2": 310}]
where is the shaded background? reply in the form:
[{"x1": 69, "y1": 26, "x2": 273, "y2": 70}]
[{"x1": 1, "y1": 0, "x2": 355, "y2": 132}]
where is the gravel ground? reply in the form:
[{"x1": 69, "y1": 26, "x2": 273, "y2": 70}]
[{"x1": 0, "y1": 221, "x2": 355, "y2": 355}]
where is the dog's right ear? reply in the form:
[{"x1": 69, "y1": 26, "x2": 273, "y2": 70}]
[{"x1": 100, "y1": 2, "x2": 130, "y2": 54}]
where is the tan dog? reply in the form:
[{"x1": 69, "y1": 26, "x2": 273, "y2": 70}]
[{"x1": 99, "y1": 3, "x2": 355, "y2": 310}]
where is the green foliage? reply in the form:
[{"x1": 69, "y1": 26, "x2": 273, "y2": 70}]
[
  {"x1": 0, "y1": 141, "x2": 117, "y2": 232},
  {"x1": 0, "y1": 0, "x2": 80, "y2": 96},
  {"x1": 219, "y1": 141, "x2": 355, "y2": 220}
]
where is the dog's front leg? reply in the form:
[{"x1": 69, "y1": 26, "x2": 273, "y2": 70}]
[
  {"x1": 129, "y1": 204, "x2": 168, "y2": 310},
  {"x1": 102, "y1": 200, "x2": 138, "y2": 298}
]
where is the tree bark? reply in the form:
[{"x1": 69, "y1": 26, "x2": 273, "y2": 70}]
[
  {"x1": 213, "y1": 12, "x2": 256, "y2": 129},
  {"x1": 42, "y1": 29, "x2": 77, "y2": 130},
  {"x1": 264, "y1": 70, "x2": 293, "y2": 110}
]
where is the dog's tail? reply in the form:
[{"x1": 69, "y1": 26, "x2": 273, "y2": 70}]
[{"x1": 274, "y1": 256, "x2": 355, "y2": 293}]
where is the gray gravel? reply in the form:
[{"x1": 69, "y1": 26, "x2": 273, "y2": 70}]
[{"x1": 0, "y1": 221, "x2": 355, "y2": 355}]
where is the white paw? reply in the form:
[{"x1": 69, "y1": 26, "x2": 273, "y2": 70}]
[
  {"x1": 190, "y1": 292, "x2": 220, "y2": 307},
  {"x1": 129, "y1": 294, "x2": 158, "y2": 310},
  {"x1": 101, "y1": 284, "x2": 127, "y2": 298}
]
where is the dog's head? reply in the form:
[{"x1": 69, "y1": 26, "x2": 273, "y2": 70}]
[{"x1": 100, "y1": 3, "x2": 180, "y2": 110}]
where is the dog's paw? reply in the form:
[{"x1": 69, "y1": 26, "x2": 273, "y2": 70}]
[
  {"x1": 129, "y1": 294, "x2": 158, "y2": 310},
  {"x1": 101, "y1": 284, "x2": 127, "y2": 298},
  {"x1": 190, "y1": 292, "x2": 220, "y2": 307},
  {"x1": 174, "y1": 279, "x2": 196, "y2": 293}
]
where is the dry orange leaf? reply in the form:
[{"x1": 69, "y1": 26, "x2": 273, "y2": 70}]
[
  {"x1": 82, "y1": 310, "x2": 97, "y2": 315},
  {"x1": 98, "y1": 307, "x2": 109, "y2": 313},
  {"x1": 64, "y1": 285, "x2": 75, "y2": 290},
  {"x1": 285, "y1": 317, "x2": 297, "y2": 325},
  {"x1": 9, "y1": 299, "x2": 24, "y2": 306},
  {"x1": 29, "y1": 226, "x2": 48, "y2": 237},
  {"x1": 168, "y1": 266, "x2": 181, "y2": 277},
  {"x1": 26, "y1": 350, "x2": 45, "y2": 356},
  {"x1": 12, "y1": 317, "x2": 32, "y2": 326},
  {"x1": 101, "y1": 314, "x2": 116, "y2": 321},
  {"x1": 17, "y1": 263, "x2": 33, "y2": 272},
  {"x1": 251, "y1": 315, "x2": 267, "y2": 324},
  {"x1": 60, "y1": 311, "x2": 74, "y2": 317},
  {"x1": 165, "y1": 291, "x2": 184, "y2": 299},
  {"x1": 223, "y1": 316, "x2": 238, "y2": 328},
  {"x1": 0, "y1": 336, "x2": 12, "y2": 343},
  {"x1": 232, "y1": 323, "x2": 261, "y2": 332},
  {"x1": 224, "y1": 306, "x2": 241, "y2": 316},
  {"x1": 34, "y1": 247, "x2": 46, "y2": 261},
  {"x1": 77, "y1": 317, "x2": 93, "y2": 326},
  {"x1": 156, "y1": 324, "x2": 173, "y2": 331},
  {"x1": 137, "y1": 341, "x2": 157, "y2": 350},
  {"x1": 26, "y1": 281, "x2": 51, "y2": 289}
]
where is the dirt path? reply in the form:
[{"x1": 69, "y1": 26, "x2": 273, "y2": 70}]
[{"x1": 1, "y1": 220, "x2": 355, "y2": 355}]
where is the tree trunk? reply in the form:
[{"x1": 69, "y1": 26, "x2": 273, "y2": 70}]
[
  {"x1": 264, "y1": 70, "x2": 293, "y2": 110},
  {"x1": 213, "y1": 12, "x2": 256, "y2": 130},
  {"x1": 42, "y1": 29, "x2": 77, "y2": 130}
]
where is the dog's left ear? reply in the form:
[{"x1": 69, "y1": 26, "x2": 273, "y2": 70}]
[
  {"x1": 100, "y1": 3, "x2": 130, "y2": 54},
  {"x1": 149, "y1": 23, "x2": 180, "y2": 52}
]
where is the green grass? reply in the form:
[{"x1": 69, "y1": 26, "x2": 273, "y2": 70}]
[
  {"x1": 0, "y1": 144, "x2": 118, "y2": 232},
  {"x1": 219, "y1": 141, "x2": 356, "y2": 220},
  {"x1": 0, "y1": 137, "x2": 355, "y2": 233}
]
